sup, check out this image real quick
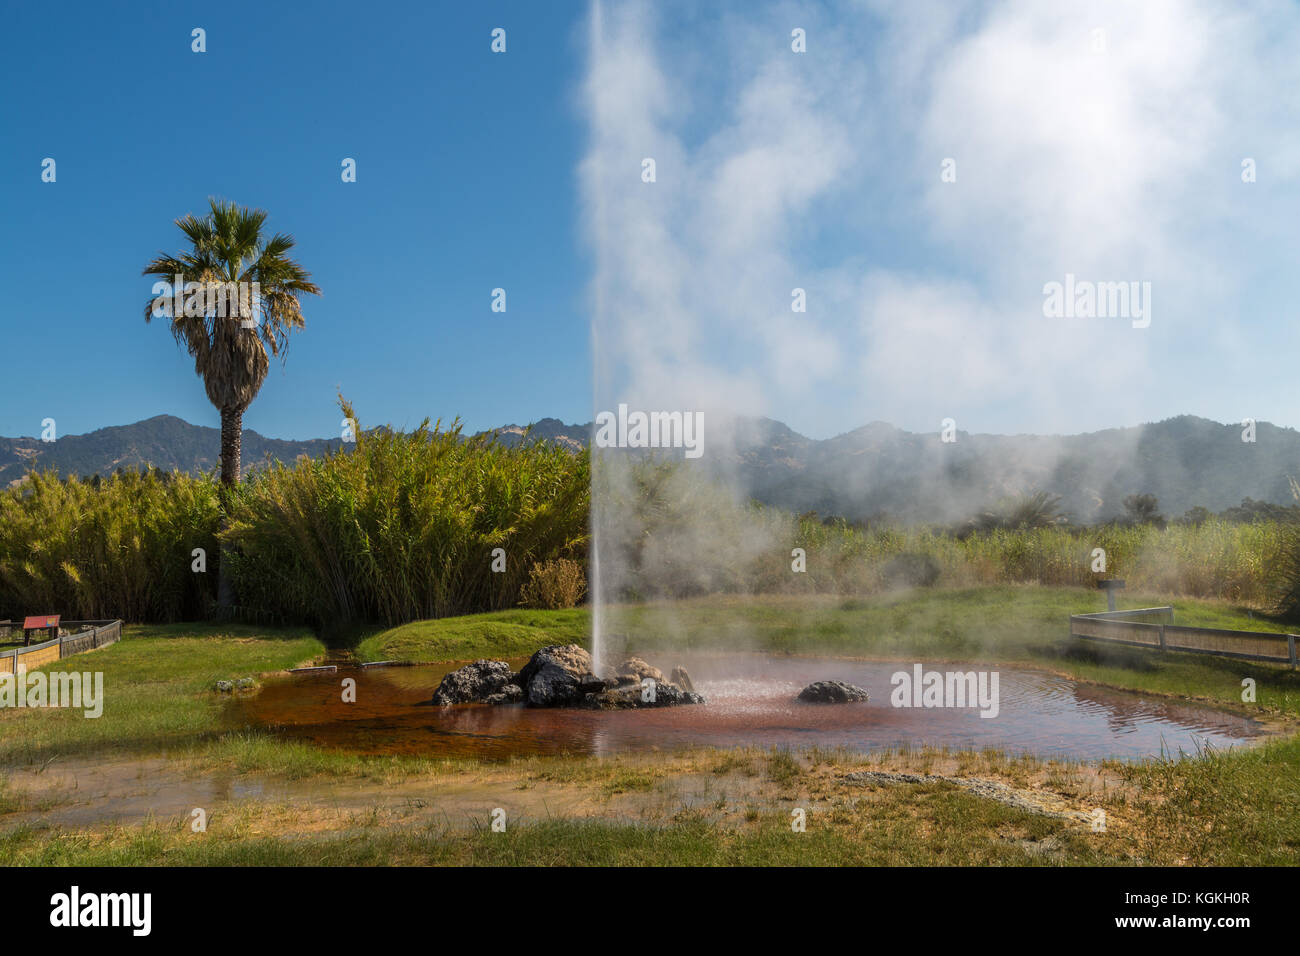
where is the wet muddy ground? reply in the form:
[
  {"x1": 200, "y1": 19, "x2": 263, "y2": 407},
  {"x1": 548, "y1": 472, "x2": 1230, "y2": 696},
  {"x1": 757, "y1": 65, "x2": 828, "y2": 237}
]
[{"x1": 0, "y1": 742, "x2": 1129, "y2": 837}]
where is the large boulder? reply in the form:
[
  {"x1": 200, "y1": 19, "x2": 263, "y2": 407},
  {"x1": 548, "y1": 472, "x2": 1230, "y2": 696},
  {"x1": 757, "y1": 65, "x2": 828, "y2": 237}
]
[
  {"x1": 516, "y1": 644, "x2": 594, "y2": 707},
  {"x1": 432, "y1": 660, "x2": 516, "y2": 706},
  {"x1": 797, "y1": 680, "x2": 870, "y2": 704}
]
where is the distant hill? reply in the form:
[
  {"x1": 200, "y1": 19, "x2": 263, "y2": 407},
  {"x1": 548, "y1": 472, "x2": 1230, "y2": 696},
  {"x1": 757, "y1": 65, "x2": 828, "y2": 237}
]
[
  {"x1": 0, "y1": 415, "x2": 345, "y2": 486},
  {"x1": 481, "y1": 418, "x2": 588, "y2": 454},
  {"x1": 712, "y1": 414, "x2": 1300, "y2": 524},
  {"x1": 0, "y1": 416, "x2": 590, "y2": 488},
  {"x1": 4, "y1": 413, "x2": 1298, "y2": 524}
]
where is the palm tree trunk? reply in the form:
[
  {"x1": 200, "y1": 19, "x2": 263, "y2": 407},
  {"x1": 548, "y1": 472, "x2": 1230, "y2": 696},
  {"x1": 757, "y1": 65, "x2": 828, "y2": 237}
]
[
  {"x1": 220, "y1": 407, "x2": 243, "y2": 485},
  {"x1": 217, "y1": 406, "x2": 243, "y2": 611}
]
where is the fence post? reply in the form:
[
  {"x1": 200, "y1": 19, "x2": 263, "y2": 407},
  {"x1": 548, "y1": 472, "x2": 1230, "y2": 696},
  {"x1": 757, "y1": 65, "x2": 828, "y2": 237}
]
[
  {"x1": 1158, "y1": 624, "x2": 1167, "y2": 650},
  {"x1": 1288, "y1": 635, "x2": 1297, "y2": 669}
]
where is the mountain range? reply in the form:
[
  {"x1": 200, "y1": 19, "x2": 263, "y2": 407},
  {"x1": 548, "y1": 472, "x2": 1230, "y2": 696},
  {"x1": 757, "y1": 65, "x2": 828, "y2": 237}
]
[
  {"x1": 0, "y1": 416, "x2": 587, "y2": 489},
  {"x1": 3, "y1": 414, "x2": 1298, "y2": 524}
]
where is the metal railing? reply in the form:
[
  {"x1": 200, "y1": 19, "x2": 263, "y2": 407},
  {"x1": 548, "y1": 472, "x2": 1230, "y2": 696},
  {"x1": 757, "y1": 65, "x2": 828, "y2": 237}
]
[{"x1": 1070, "y1": 606, "x2": 1298, "y2": 666}]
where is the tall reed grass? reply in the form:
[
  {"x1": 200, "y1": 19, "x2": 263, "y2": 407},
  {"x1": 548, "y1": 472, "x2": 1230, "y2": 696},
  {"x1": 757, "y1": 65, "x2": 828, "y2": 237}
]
[
  {"x1": 781, "y1": 518, "x2": 1289, "y2": 605},
  {"x1": 1, "y1": 440, "x2": 1290, "y2": 626},
  {"x1": 600, "y1": 460, "x2": 1293, "y2": 609},
  {"x1": 0, "y1": 470, "x2": 220, "y2": 622},
  {"x1": 222, "y1": 411, "x2": 589, "y2": 627}
]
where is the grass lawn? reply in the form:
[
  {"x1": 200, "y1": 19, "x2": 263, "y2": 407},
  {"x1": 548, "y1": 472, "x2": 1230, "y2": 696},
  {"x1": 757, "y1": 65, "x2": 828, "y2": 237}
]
[
  {"x1": 1, "y1": 585, "x2": 1297, "y2": 865},
  {"x1": 0, "y1": 622, "x2": 323, "y2": 766},
  {"x1": 355, "y1": 608, "x2": 586, "y2": 663}
]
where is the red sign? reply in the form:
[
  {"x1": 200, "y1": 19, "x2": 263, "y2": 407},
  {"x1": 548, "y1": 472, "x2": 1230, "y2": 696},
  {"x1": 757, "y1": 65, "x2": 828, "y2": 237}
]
[{"x1": 22, "y1": 615, "x2": 59, "y2": 629}]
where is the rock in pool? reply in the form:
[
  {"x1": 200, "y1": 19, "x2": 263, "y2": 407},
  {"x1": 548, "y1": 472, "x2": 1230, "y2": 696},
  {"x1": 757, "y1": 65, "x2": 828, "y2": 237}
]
[
  {"x1": 516, "y1": 644, "x2": 594, "y2": 707},
  {"x1": 483, "y1": 683, "x2": 524, "y2": 706},
  {"x1": 583, "y1": 679, "x2": 705, "y2": 710},
  {"x1": 430, "y1": 646, "x2": 706, "y2": 710},
  {"x1": 615, "y1": 657, "x2": 666, "y2": 685},
  {"x1": 669, "y1": 666, "x2": 695, "y2": 693},
  {"x1": 797, "y1": 680, "x2": 870, "y2": 704},
  {"x1": 432, "y1": 659, "x2": 516, "y2": 706}
]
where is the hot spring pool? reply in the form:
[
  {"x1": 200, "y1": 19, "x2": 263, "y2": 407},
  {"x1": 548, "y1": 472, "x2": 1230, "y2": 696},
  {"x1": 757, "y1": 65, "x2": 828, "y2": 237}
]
[{"x1": 231, "y1": 652, "x2": 1268, "y2": 762}]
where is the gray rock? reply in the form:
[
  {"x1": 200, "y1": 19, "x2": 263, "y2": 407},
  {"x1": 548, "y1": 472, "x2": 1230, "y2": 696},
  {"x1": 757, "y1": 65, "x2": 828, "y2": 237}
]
[
  {"x1": 449, "y1": 645, "x2": 705, "y2": 710},
  {"x1": 669, "y1": 666, "x2": 695, "y2": 693},
  {"x1": 797, "y1": 680, "x2": 870, "y2": 703},
  {"x1": 215, "y1": 680, "x2": 234, "y2": 693},
  {"x1": 236, "y1": 677, "x2": 255, "y2": 690},
  {"x1": 583, "y1": 679, "x2": 705, "y2": 710},
  {"x1": 577, "y1": 673, "x2": 606, "y2": 695},
  {"x1": 432, "y1": 659, "x2": 515, "y2": 706},
  {"x1": 484, "y1": 683, "x2": 524, "y2": 706},
  {"x1": 616, "y1": 657, "x2": 666, "y2": 685},
  {"x1": 516, "y1": 644, "x2": 594, "y2": 707}
]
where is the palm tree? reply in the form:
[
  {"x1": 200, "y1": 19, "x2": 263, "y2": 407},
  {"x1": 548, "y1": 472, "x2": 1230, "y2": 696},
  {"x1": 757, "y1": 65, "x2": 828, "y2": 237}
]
[
  {"x1": 1121, "y1": 493, "x2": 1165, "y2": 529},
  {"x1": 143, "y1": 198, "x2": 321, "y2": 609},
  {"x1": 143, "y1": 198, "x2": 321, "y2": 485},
  {"x1": 961, "y1": 489, "x2": 1066, "y2": 536}
]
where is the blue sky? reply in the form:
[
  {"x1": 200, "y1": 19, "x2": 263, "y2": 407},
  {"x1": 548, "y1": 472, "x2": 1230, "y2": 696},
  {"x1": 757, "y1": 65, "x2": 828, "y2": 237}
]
[
  {"x1": 4, "y1": 0, "x2": 1300, "y2": 444},
  {"x1": 1, "y1": 0, "x2": 591, "y2": 440}
]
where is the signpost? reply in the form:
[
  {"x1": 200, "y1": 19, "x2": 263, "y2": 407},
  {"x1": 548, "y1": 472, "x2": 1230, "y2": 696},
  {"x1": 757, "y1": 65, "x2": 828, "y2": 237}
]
[
  {"x1": 1096, "y1": 579, "x2": 1125, "y2": 613},
  {"x1": 21, "y1": 614, "x2": 60, "y2": 646}
]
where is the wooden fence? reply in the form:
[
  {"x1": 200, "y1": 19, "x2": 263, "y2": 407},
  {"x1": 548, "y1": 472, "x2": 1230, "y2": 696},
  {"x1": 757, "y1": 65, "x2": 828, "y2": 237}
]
[
  {"x1": 0, "y1": 620, "x2": 122, "y2": 674},
  {"x1": 1070, "y1": 607, "x2": 1299, "y2": 667}
]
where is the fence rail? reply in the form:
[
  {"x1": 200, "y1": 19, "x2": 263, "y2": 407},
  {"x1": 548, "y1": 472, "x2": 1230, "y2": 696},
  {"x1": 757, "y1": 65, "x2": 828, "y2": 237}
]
[
  {"x1": 1070, "y1": 607, "x2": 1298, "y2": 666},
  {"x1": 0, "y1": 619, "x2": 122, "y2": 674}
]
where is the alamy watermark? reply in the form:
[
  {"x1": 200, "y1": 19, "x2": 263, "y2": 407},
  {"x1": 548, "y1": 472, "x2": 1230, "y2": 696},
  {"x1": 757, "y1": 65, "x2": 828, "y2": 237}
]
[
  {"x1": 50, "y1": 886, "x2": 150, "y2": 936},
  {"x1": 1042, "y1": 273, "x2": 1151, "y2": 329},
  {"x1": 150, "y1": 274, "x2": 262, "y2": 328},
  {"x1": 593, "y1": 404, "x2": 704, "y2": 459},
  {"x1": 0, "y1": 666, "x2": 104, "y2": 718},
  {"x1": 890, "y1": 664, "x2": 999, "y2": 718}
]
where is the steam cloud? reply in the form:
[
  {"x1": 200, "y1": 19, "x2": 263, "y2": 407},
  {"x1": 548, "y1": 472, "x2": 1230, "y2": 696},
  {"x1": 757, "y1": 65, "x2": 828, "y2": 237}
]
[{"x1": 580, "y1": 0, "x2": 1300, "y2": 662}]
